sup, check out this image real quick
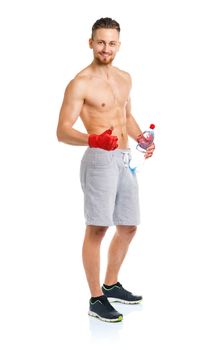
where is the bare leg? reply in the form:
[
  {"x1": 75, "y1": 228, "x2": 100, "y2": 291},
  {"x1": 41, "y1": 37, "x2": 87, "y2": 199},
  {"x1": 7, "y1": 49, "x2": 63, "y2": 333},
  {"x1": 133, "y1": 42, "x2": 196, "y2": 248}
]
[
  {"x1": 104, "y1": 225, "x2": 137, "y2": 285},
  {"x1": 82, "y1": 225, "x2": 108, "y2": 297}
]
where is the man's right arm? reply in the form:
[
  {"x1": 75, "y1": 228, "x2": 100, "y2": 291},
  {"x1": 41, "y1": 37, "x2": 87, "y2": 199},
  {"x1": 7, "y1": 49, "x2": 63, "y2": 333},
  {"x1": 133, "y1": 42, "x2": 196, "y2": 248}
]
[
  {"x1": 56, "y1": 78, "x2": 89, "y2": 146},
  {"x1": 57, "y1": 77, "x2": 119, "y2": 150}
]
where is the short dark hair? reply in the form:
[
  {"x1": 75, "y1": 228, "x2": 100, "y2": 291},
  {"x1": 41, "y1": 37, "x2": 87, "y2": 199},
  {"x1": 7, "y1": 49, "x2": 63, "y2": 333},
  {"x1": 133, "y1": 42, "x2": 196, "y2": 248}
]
[{"x1": 91, "y1": 17, "x2": 120, "y2": 38}]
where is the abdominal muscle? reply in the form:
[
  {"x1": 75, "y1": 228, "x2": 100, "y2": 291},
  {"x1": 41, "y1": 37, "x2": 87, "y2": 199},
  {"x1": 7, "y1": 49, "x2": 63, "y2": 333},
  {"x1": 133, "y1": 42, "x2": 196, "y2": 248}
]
[{"x1": 80, "y1": 110, "x2": 129, "y2": 149}]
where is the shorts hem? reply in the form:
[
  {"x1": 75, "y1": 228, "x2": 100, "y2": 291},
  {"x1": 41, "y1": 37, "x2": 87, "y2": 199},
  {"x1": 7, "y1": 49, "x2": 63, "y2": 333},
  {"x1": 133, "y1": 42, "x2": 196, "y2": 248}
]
[
  {"x1": 85, "y1": 221, "x2": 114, "y2": 227},
  {"x1": 113, "y1": 222, "x2": 140, "y2": 226},
  {"x1": 85, "y1": 221, "x2": 140, "y2": 227}
]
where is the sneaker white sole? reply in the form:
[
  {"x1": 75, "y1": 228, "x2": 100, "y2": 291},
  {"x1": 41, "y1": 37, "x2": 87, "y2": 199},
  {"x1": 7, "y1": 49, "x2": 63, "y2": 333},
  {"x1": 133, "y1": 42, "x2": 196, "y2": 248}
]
[
  {"x1": 88, "y1": 311, "x2": 123, "y2": 322},
  {"x1": 107, "y1": 297, "x2": 142, "y2": 304}
]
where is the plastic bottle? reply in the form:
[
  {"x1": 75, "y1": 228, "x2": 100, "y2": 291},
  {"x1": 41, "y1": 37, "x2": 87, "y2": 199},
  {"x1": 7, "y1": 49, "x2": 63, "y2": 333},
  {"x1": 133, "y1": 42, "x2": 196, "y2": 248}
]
[
  {"x1": 136, "y1": 123, "x2": 155, "y2": 151},
  {"x1": 129, "y1": 124, "x2": 155, "y2": 173}
]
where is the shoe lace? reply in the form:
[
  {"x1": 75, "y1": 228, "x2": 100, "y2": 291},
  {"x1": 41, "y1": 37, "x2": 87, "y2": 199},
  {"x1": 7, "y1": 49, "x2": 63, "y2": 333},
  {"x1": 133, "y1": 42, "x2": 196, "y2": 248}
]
[
  {"x1": 101, "y1": 296, "x2": 117, "y2": 311},
  {"x1": 117, "y1": 282, "x2": 133, "y2": 297}
]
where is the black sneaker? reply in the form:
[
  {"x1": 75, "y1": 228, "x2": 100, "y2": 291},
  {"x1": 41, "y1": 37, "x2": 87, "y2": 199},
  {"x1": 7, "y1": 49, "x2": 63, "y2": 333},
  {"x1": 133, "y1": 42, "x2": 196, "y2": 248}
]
[
  {"x1": 88, "y1": 295, "x2": 123, "y2": 322},
  {"x1": 102, "y1": 282, "x2": 143, "y2": 304}
]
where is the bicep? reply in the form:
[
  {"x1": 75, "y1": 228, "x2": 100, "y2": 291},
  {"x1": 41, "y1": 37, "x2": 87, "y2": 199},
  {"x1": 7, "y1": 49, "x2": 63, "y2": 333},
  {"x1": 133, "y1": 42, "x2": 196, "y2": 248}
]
[
  {"x1": 58, "y1": 80, "x2": 85, "y2": 128},
  {"x1": 126, "y1": 97, "x2": 132, "y2": 118}
]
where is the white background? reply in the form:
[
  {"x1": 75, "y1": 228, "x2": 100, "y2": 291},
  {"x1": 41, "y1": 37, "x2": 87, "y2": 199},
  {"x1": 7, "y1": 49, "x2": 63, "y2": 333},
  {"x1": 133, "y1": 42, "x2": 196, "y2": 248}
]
[{"x1": 0, "y1": 0, "x2": 217, "y2": 349}]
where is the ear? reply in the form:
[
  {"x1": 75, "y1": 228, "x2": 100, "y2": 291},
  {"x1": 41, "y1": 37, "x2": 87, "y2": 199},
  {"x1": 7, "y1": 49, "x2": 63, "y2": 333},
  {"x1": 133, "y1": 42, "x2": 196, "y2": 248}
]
[
  {"x1": 117, "y1": 41, "x2": 121, "y2": 51},
  {"x1": 89, "y1": 38, "x2": 93, "y2": 49}
]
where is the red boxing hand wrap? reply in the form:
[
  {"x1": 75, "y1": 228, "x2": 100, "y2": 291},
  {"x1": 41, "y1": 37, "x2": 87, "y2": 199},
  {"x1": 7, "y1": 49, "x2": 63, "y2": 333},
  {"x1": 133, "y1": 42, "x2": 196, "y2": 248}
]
[{"x1": 88, "y1": 129, "x2": 118, "y2": 151}]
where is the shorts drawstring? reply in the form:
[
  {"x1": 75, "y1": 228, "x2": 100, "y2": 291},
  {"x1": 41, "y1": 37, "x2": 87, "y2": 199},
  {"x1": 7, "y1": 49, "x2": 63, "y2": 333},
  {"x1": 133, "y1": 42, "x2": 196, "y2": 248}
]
[{"x1": 122, "y1": 153, "x2": 131, "y2": 168}]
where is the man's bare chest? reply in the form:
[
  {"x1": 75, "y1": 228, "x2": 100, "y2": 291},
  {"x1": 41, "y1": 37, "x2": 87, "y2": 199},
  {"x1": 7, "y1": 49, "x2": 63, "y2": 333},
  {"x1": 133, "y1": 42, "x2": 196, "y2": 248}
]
[{"x1": 85, "y1": 78, "x2": 129, "y2": 111}]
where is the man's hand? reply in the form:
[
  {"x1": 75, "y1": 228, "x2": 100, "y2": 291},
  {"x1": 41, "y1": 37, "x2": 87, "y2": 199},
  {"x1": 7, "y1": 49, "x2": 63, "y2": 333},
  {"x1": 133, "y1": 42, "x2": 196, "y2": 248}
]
[
  {"x1": 88, "y1": 129, "x2": 118, "y2": 151},
  {"x1": 144, "y1": 143, "x2": 155, "y2": 159}
]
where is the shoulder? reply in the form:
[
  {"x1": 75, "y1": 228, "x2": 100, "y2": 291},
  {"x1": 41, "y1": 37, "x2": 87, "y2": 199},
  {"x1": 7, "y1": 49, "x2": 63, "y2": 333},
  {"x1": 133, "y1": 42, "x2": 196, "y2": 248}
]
[
  {"x1": 64, "y1": 69, "x2": 91, "y2": 97},
  {"x1": 67, "y1": 71, "x2": 89, "y2": 90},
  {"x1": 114, "y1": 67, "x2": 132, "y2": 86}
]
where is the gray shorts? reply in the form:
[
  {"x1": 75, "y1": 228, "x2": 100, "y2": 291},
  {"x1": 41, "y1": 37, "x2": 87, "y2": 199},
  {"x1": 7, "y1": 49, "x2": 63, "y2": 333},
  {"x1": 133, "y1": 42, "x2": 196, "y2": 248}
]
[{"x1": 80, "y1": 147, "x2": 140, "y2": 226}]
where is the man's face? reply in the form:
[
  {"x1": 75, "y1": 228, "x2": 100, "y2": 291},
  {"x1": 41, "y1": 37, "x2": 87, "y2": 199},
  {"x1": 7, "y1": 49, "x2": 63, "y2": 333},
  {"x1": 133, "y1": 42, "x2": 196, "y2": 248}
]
[{"x1": 89, "y1": 28, "x2": 120, "y2": 65}]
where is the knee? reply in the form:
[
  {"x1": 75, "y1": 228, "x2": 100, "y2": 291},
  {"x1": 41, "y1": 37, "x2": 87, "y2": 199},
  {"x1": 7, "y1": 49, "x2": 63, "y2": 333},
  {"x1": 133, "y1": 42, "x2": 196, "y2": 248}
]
[
  {"x1": 126, "y1": 225, "x2": 137, "y2": 237},
  {"x1": 94, "y1": 226, "x2": 108, "y2": 236},
  {"x1": 117, "y1": 225, "x2": 137, "y2": 242},
  {"x1": 86, "y1": 225, "x2": 108, "y2": 241}
]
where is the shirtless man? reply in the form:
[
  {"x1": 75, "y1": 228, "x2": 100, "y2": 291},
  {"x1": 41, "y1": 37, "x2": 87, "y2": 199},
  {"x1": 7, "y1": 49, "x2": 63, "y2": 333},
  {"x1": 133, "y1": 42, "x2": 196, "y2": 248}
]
[{"x1": 57, "y1": 18, "x2": 155, "y2": 322}]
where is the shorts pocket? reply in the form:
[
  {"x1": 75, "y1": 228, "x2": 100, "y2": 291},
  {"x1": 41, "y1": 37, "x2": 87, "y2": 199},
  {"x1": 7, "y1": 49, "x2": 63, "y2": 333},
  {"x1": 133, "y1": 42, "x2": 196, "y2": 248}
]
[{"x1": 90, "y1": 153, "x2": 113, "y2": 168}]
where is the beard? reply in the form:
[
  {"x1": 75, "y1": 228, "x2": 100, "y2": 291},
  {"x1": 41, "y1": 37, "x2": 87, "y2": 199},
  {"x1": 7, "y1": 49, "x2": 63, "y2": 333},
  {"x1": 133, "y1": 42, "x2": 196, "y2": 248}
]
[{"x1": 95, "y1": 52, "x2": 115, "y2": 65}]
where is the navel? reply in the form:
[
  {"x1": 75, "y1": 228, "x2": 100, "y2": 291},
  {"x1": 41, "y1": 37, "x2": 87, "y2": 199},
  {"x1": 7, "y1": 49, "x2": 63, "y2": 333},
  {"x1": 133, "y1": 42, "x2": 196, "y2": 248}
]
[{"x1": 101, "y1": 103, "x2": 106, "y2": 107}]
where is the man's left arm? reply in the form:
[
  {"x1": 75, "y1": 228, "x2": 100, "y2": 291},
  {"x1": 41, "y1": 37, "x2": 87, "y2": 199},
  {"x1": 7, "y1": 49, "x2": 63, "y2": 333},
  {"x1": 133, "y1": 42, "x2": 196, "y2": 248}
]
[{"x1": 126, "y1": 98, "x2": 142, "y2": 140}]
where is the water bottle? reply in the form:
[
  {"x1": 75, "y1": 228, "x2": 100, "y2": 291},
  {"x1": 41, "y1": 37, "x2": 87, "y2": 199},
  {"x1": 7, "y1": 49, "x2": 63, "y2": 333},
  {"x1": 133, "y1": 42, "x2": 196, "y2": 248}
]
[
  {"x1": 129, "y1": 124, "x2": 155, "y2": 173},
  {"x1": 136, "y1": 123, "x2": 155, "y2": 151}
]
